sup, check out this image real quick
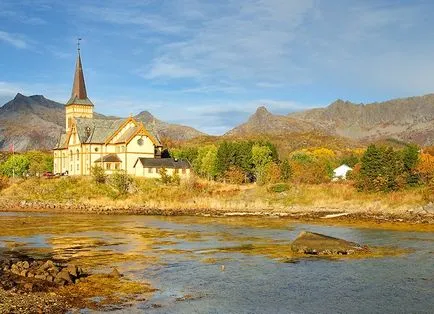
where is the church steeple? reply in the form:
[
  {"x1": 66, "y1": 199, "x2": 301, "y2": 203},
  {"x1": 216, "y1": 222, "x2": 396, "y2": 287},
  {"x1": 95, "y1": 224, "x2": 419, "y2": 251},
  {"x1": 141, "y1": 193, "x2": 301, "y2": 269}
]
[
  {"x1": 71, "y1": 52, "x2": 88, "y2": 100},
  {"x1": 65, "y1": 40, "x2": 94, "y2": 132}
]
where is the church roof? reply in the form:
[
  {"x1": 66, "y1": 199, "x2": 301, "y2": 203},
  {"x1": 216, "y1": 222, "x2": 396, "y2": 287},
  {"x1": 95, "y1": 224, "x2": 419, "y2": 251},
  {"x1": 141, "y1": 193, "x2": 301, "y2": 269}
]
[
  {"x1": 94, "y1": 154, "x2": 122, "y2": 163},
  {"x1": 54, "y1": 133, "x2": 67, "y2": 149},
  {"x1": 66, "y1": 53, "x2": 93, "y2": 106},
  {"x1": 75, "y1": 118, "x2": 124, "y2": 143},
  {"x1": 134, "y1": 158, "x2": 191, "y2": 169}
]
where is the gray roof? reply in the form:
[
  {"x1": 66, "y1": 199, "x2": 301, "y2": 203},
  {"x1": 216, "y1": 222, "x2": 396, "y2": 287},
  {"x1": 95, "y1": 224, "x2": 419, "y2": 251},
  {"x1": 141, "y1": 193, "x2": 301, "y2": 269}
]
[
  {"x1": 75, "y1": 118, "x2": 125, "y2": 143},
  {"x1": 54, "y1": 117, "x2": 161, "y2": 148},
  {"x1": 94, "y1": 154, "x2": 122, "y2": 163},
  {"x1": 116, "y1": 126, "x2": 139, "y2": 143},
  {"x1": 134, "y1": 158, "x2": 191, "y2": 169},
  {"x1": 54, "y1": 133, "x2": 67, "y2": 149},
  {"x1": 66, "y1": 96, "x2": 94, "y2": 106}
]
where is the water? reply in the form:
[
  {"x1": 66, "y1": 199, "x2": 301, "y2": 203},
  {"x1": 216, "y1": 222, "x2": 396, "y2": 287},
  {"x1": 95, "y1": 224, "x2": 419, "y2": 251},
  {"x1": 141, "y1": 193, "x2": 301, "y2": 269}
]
[{"x1": 1, "y1": 213, "x2": 433, "y2": 313}]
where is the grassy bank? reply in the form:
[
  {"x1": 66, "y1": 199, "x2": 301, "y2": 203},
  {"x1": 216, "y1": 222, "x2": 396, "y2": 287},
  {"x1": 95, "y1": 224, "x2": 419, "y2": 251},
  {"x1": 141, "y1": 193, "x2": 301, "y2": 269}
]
[{"x1": 0, "y1": 176, "x2": 431, "y2": 215}]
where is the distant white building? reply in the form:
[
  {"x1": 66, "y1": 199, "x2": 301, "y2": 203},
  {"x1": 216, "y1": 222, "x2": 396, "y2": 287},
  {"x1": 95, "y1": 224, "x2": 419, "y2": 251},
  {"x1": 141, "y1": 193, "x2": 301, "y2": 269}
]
[{"x1": 332, "y1": 164, "x2": 353, "y2": 181}]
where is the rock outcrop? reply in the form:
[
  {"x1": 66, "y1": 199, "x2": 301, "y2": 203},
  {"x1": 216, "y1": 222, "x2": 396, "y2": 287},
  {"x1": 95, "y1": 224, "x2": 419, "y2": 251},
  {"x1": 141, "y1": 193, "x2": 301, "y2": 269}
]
[
  {"x1": 1, "y1": 258, "x2": 87, "y2": 292},
  {"x1": 291, "y1": 231, "x2": 367, "y2": 255}
]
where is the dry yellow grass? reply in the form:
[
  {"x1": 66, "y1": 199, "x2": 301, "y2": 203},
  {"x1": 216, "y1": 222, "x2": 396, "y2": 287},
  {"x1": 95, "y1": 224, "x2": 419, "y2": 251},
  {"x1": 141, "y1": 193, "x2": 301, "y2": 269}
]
[{"x1": 0, "y1": 176, "x2": 429, "y2": 216}]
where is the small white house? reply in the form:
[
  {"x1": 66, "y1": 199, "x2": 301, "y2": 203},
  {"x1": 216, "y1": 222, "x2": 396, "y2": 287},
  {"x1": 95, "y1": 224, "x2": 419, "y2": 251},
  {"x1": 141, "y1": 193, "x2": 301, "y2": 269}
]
[{"x1": 332, "y1": 164, "x2": 353, "y2": 181}]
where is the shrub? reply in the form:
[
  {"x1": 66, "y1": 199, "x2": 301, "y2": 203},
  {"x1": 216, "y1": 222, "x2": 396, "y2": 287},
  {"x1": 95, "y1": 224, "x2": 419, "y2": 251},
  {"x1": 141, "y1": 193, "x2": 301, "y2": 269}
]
[
  {"x1": 268, "y1": 183, "x2": 290, "y2": 193},
  {"x1": 0, "y1": 176, "x2": 9, "y2": 190},
  {"x1": 91, "y1": 166, "x2": 107, "y2": 184},
  {"x1": 172, "y1": 172, "x2": 181, "y2": 185},
  {"x1": 279, "y1": 159, "x2": 292, "y2": 182},
  {"x1": 110, "y1": 170, "x2": 133, "y2": 195},
  {"x1": 263, "y1": 162, "x2": 281, "y2": 185},
  {"x1": 159, "y1": 168, "x2": 172, "y2": 184},
  {"x1": 224, "y1": 166, "x2": 245, "y2": 184},
  {"x1": 0, "y1": 155, "x2": 30, "y2": 177}
]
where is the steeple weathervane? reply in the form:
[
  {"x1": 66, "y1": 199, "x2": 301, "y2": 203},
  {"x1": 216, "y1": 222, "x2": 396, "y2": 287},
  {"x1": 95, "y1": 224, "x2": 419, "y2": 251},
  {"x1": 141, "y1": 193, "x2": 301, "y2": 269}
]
[{"x1": 77, "y1": 38, "x2": 82, "y2": 52}]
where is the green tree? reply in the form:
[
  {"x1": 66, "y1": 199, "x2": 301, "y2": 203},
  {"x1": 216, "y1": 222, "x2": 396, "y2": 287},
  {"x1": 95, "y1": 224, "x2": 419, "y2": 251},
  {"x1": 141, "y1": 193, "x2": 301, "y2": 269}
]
[
  {"x1": 0, "y1": 155, "x2": 30, "y2": 177},
  {"x1": 401, "y1": 144, "x2": 420, "y2": 186},
  {"x1": 215, "y1": 141, "x2": 234, "y2": 178},
  {"x1": 110, "y1": 170, "x2": 133, "y2": 195},
  {"x1": 252, "y1": 145, "x2": 273, "y2": 184},
  {"x1": 25, "y1": 151, "x2": 53, "y2": 176},
  {"x1": 280, "y1": 159, "x2": 292, "y2": 182},
  {"x1": 201, "y1": 146, "x2": 218, "y2": 180},
  {"x1": 171, "y1": 147, "x2": 198, "y2": 164},
  {"x1": 91, "y1": 165, "x2": 107, "y2": 184},
  {"x1": 357, "y1": 145, "x2": 404, "y2": 192}
]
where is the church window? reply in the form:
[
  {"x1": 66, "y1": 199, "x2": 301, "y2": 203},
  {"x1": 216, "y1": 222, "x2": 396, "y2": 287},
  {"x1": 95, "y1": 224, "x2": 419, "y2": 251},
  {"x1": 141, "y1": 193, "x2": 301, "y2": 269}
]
[
  {"x1": 70, "y1": 150, "x2": 73, "y2": 161},
  {"x1": 95, "y1": 147, "x2": 99, "y2": 152},
  {"x1": 137, "y1": 138, "x2": 144, "y2": 146},
  {"x1": 106, "y1": 163, "x2": 111, "y2": 170},
  {"x1": 76, "y1": 149, "x2": 79, "y2": 161},
  {"x1": 76, "y1": 164, "x2": 79, "y2": 171}
]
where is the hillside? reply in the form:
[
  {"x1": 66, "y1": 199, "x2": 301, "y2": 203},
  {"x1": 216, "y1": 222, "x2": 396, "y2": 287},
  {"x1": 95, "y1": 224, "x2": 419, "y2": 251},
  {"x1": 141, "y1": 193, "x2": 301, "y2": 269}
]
[
  {"x1": 0, "y1": 94, "x2": 205, "y2": 151},
  {"x1": 225, "y1": 106, "x2": 315, "y2": 136},
  {"x1": 227, "y1": 95, "x2": 434, "y2": 146},
  {"x1": 289, "y1": 95, "x2": 434, "y2": 145},
  {"x1": 134, "y1": 111, "x2": 206, "y2": 141}
]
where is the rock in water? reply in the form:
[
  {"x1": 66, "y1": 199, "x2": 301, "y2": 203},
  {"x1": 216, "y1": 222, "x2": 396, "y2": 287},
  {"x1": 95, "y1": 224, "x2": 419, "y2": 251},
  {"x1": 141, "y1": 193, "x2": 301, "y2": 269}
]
[{"x1": 291, "y1": 231, "x2": 364, "y2": 255}]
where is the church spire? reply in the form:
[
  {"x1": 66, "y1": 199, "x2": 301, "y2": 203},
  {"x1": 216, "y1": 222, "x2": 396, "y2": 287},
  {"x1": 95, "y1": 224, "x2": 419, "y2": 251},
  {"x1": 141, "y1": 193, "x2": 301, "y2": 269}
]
[
  {"x1": 71, "y1": 52, "x2": 88, "y2": 99},
  {"x1": 66, "y1": 39, "x2": 93, "y2": 106}
]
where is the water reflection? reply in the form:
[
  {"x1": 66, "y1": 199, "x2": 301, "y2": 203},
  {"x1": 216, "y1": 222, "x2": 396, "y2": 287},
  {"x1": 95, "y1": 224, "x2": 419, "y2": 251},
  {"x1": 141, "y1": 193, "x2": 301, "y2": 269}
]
[{"x1": 1, "y1": 213, "x2": 433, "y2": 313}]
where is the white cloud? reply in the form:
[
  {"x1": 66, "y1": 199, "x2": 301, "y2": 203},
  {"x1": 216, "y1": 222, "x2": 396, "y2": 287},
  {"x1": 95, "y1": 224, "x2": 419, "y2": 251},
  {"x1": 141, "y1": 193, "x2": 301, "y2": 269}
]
[
  {"x1": 141, "y1": 59, "x2": 201, "y2": 79},
  {"x1": 0, "y1": 31, "x2": 29, "y2": 49}
]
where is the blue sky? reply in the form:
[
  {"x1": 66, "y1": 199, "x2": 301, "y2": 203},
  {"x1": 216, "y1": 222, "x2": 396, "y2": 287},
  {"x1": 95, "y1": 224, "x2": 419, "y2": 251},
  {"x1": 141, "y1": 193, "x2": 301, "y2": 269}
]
[{"x1": 1, "y1": 0, "x2": 434, "y2": 134}]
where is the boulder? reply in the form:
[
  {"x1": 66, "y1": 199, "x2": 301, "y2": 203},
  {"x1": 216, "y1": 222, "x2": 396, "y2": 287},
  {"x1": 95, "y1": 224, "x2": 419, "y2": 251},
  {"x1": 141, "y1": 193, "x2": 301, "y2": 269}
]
[
  {"x1": 291, "y1": 231, "x2": 364, "y2": 255},
  {"x1": 55, "y1": 270, "x2": 72, "y2": 284},
  {"x1": 66, "y1": 264, "x2": 78, "y2": 277},
  {"x1": 109, "y1": 268, "x2": 121, "y2": 278}
]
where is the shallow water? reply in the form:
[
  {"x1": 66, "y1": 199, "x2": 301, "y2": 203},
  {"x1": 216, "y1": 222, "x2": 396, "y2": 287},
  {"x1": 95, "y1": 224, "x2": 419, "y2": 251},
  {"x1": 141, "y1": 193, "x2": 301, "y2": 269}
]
[{"x1": 1, "y1": 213, "x2": 433, "y2": 313}]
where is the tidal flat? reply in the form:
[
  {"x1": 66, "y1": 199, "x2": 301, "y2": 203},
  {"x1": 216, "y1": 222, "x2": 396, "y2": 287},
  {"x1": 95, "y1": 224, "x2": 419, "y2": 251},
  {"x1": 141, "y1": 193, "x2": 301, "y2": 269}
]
[{"x1": 0, "y1": 212, "x2": 433, "y2": 313}]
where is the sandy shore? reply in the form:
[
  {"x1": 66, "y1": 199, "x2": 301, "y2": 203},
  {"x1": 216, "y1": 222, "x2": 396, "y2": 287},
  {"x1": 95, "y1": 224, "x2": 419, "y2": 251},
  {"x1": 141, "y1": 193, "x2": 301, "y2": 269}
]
[{"x1": 1, "y1": 199, "x2": 433, "y2": 231}]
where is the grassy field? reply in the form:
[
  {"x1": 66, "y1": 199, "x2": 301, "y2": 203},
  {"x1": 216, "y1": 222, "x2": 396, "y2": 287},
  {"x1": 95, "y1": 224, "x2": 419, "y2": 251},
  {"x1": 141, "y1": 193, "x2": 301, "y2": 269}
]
[{"x1": 0, "y1": 175, "x2": 430, "y2": 215}]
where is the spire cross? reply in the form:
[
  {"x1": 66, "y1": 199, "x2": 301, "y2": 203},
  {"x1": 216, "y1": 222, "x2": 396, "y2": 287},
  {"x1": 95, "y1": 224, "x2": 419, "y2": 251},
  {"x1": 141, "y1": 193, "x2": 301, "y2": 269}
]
[{"x1": 77, "y1": 38, "x2": 82, "y2": 52}]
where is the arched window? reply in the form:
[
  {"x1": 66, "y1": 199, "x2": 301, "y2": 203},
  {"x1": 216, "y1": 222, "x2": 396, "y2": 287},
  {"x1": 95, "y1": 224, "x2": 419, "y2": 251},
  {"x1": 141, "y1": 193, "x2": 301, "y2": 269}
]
[
  {"x1": 70, "y1": 150, "x2": 73, "y2": 161},
  {"x1": 76, "y1": 149, "x2": 80, "y2": 161}
]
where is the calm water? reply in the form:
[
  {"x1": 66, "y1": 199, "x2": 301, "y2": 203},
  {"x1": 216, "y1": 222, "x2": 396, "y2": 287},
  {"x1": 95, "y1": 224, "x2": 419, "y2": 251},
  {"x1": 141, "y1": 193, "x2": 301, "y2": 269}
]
[{"x1": 1, "y1": 213, "x2": 433, "y2": 313}]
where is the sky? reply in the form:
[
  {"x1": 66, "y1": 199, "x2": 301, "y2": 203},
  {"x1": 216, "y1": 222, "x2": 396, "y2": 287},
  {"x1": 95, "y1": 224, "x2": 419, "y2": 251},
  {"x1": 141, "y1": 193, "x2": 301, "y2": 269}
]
[{"x1": 1, "y1": 0, "x2": 434, "y2": 135}]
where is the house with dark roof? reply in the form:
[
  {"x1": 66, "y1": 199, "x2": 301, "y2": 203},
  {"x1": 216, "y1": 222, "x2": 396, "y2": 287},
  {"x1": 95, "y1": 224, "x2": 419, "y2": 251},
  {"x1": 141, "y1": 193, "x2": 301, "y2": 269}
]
[
  {"x1": 134, "y1": 158, "x2": 191, "y2": 178},
  {"x1": 53, "y1": 47, "x2": 191, "y2": 179}
]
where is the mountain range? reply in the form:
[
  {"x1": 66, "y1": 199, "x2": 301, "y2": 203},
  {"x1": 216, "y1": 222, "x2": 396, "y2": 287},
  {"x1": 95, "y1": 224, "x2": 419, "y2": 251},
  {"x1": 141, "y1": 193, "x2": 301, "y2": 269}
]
[
  {"x1": 0, "y1": 93, "x2": 204, "y2": 151},
  {"x1": 0, "y1": 92, "x2": 432, "y2": 151},
  {"x1": 226, "y1": 95, "x2": 434, "y2": 146}
]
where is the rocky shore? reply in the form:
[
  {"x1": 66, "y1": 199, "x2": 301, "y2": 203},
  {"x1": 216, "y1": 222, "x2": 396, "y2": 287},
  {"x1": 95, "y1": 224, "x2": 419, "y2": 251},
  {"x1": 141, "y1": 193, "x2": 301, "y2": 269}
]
[
  {"x1": 0, "y1": 254, "x2": 87, "y2": 313},
  {"x1": 0, "y1": 251, "x2": 143, "y2": 314},
  {"x1": 0, "y1": 199, "x2": 433, "y2": 226}
]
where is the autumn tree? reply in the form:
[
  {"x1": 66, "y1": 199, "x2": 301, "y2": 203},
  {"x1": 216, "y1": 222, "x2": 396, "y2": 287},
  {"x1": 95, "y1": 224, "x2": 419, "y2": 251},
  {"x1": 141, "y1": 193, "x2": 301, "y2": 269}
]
[
  {"x1": 251, "y1": 145, "x2": 273, "y2": 184},
  {"x1": 0, "y1": 155, "x2": 30, "y2": 178},
  {"x1": 416, "y1": 153, "x2": 434, "y2": 184}
]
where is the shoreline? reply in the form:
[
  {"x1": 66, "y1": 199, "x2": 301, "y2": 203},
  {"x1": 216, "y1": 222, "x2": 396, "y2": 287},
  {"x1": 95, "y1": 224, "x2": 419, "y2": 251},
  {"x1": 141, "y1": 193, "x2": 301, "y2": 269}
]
[{"x1": 1, "y1": 199, "x2": 433, "y2": 231}]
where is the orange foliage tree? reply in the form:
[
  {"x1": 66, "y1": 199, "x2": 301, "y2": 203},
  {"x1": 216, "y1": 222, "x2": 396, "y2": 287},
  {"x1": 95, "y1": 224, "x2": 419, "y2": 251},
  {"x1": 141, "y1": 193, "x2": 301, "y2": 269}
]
[{"x1": 416, "y1": 153, "x2": 434, "y2": 184}]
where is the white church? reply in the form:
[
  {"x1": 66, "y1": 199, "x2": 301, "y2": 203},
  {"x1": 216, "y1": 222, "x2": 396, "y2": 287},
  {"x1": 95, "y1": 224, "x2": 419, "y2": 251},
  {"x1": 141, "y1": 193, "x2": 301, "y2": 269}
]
[{"x1": 53, "y1": 49, "x2": 191, "y2": 178}]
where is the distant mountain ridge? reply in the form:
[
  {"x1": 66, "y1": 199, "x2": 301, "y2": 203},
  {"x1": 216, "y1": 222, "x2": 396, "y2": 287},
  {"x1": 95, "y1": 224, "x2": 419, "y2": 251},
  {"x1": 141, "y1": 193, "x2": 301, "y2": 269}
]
[
  {"x1": 1, "y1": 92, "x2": 433, "y2": 152},
  {"x1": 0, "y1": 93, "x2": 205, "y2": 151},
  {"x1": 227, "y1": 94, "x2": 434, "y2": 146}
]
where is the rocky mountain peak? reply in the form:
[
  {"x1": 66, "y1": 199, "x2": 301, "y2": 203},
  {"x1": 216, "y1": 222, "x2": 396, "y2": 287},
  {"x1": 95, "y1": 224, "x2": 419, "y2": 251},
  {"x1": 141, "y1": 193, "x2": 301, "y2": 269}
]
[
  {"x1": 135, "y1": 110, "x2": 156, "y2": 123},
  {"x1": 251, "y1": 106, "x2": 271, "y2": 119}
]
